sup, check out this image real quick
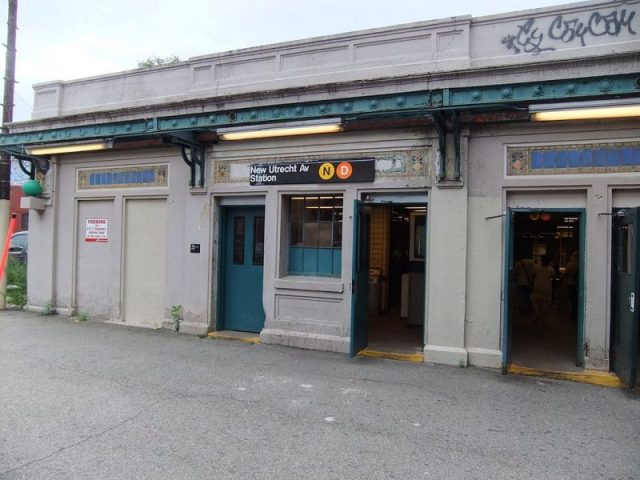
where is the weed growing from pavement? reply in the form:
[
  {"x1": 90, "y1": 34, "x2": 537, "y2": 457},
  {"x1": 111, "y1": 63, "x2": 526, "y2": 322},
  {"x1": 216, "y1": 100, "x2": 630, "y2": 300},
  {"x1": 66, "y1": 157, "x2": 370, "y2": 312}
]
[
  {"x1": 170, "y1": 305, "x2": 183, "y2": 332},
  {"x1": 41, "y1": 301, "x2": 55, "y2": 315}
]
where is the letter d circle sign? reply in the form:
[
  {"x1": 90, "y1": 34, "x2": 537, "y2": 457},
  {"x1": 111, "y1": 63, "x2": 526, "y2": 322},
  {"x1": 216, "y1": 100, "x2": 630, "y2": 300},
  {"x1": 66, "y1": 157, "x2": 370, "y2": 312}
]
[
  {"x1": 319, "y1": 162, "x2": 335, "y2": 180},
  {"x1": 336, "y1": 162, "x2": 353, "y2": 180}
]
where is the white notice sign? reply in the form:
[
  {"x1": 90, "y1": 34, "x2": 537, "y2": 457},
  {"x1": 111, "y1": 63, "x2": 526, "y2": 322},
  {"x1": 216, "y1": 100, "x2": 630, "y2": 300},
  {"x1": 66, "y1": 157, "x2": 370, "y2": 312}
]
[{"x1": 85, "y1": 218, "x2": 108, "y2": 242}]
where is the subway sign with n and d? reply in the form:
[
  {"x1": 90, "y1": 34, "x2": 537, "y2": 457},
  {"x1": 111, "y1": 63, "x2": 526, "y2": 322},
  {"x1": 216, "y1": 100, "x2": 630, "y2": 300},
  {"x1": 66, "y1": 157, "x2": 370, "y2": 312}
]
[{"x1": 249, "y1": 158, "x2": 375, "y2": 186}]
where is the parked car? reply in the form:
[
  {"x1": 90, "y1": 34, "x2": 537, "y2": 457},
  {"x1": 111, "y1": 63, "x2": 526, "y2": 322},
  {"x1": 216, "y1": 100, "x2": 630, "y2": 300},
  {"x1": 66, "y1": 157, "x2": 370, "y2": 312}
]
[{"x1": 9, "y1": 231, "x2": 28, "y2": 262}]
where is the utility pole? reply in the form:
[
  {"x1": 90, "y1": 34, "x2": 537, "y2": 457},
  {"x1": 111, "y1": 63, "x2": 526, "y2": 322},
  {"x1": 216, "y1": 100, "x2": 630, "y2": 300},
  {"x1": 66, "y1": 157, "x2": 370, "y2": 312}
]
[{"x1": 0, "y1": 0, "x2": 18, "y2": 308}]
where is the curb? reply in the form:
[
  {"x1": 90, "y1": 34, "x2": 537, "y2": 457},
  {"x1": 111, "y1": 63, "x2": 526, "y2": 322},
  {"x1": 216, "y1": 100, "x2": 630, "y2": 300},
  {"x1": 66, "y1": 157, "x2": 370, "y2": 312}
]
[
  {"x1": 207, "y1": 332, "x2": 261, "y2": 344},
  {"x1": 508, "y1": 363, "x2": 624, "y2": 388},
  {"x1": 358, "y1": 348, "x2": 424, "y2": 363}
]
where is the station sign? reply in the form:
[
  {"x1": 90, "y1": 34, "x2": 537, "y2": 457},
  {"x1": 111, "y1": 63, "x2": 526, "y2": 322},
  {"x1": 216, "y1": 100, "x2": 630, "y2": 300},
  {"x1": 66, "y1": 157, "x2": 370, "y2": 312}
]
[{"x1": 249, "y1": 158, "x2": 375, "y2": 186}]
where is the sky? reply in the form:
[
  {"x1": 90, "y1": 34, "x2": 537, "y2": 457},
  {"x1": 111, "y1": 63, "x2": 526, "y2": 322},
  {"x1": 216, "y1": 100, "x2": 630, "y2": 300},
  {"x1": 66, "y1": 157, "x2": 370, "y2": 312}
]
[{"x1": 0, "y1": 0, "x2": 578, "y2": 122}]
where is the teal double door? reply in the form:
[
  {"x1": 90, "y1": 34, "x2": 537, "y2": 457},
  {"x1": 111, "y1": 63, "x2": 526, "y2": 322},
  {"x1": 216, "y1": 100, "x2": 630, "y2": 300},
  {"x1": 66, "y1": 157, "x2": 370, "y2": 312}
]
[
  {"x1": 350, "y1": 200, "x2": 370, "y2": 356},
  {"x1": 220, "y1": 206, "x2": 265, "y2": 333},
  {"x1": 611, "y1": 208, "x2": 639, "y2": 389}
]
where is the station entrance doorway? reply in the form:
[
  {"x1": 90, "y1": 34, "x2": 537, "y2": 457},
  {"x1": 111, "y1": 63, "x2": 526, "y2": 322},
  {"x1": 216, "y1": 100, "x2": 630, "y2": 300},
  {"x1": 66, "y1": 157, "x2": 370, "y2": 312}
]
[
  {"x1": 351, "y1": 200, "x2": 426, "y2": 358},
  {"x1": 504, "y1": 210, "x2": 584, "y2": 372}
]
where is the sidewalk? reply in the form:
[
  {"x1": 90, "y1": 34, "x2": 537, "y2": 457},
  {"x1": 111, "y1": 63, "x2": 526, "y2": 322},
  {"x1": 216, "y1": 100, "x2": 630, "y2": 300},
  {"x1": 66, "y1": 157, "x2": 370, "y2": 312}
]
[{"x1": 0, "y1": 310, "x2": 638, "y2": 480}]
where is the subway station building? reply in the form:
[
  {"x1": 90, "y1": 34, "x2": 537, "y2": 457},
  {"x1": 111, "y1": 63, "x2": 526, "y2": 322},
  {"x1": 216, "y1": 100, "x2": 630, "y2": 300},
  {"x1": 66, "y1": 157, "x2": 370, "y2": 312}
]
[{"x1": 2, "y1": 1, "x2": 639, "y2": 386}]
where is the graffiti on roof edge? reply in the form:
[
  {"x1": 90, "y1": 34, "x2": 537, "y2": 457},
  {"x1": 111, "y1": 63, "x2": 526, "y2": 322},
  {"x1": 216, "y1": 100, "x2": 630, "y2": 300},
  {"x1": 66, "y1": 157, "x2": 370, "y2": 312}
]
[{"x1": 502, "y1": 8, "x2": 637, "y2": 55}]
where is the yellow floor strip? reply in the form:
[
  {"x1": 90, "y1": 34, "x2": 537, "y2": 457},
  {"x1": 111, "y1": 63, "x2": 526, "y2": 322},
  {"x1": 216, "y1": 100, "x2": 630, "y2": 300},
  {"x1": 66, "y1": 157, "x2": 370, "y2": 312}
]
[
  {"x1": 508, "y1": 363, "x2": 624, "y2": 388},
  {"x1": 207, "y1": 332, "x2": 261, "y2": 344},
  {"x1": 358, "y1": 348, "x2": 424, "y2": 363}
]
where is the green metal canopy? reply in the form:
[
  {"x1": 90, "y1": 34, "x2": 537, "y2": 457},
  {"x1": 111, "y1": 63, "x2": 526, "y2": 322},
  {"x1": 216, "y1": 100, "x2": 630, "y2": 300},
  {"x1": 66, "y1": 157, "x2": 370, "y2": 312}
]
[{"x1": 0, "y1": 73, "x2": 638, "y2": 185}]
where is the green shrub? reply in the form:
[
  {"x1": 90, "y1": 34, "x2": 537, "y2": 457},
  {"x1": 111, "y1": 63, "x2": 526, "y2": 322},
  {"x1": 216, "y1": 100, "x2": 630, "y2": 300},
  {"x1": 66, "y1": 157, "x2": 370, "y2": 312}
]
[{"x1": 6, "y1": 257, "x2": 27, "y2": 307}]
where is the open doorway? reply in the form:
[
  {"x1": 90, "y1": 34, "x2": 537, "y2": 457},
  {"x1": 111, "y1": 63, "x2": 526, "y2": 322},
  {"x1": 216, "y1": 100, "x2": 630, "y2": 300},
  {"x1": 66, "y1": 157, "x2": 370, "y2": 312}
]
[
  {"x1": 353, "y1": 204, "x2": 425, "y2": 356},
  {"x1": 507, "y1": 210, "x2": 584, "y2": 371}
]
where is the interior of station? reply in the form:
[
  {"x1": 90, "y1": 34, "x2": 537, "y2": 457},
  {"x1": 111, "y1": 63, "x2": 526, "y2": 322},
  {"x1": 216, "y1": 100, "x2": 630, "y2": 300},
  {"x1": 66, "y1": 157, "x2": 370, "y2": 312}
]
[
  {"x1": 364, "y1": 204, "x2": 426, "y2": 355},
  {"x1": 509, "y1": 211, "x2": 582, "y2": 371}
]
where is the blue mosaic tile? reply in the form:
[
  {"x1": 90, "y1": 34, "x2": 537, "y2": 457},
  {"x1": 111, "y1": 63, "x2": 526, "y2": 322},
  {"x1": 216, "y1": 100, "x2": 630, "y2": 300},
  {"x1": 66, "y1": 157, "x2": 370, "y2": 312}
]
[
  {"x1": 543, "y1": 151, "x2": 555, "y2": 168},
  {"x1": 531, "y1": 151, "x2": 543, "y2": 169},
  {"x1": 607, "y1": 149, "x2": 620, "y2": 166},
  {"x1": 555, "y1": 151, "x2": 568, "y2": 168},
  {"x1": 510, "y1": 145, "x2": 640, "y2": 175},
  {"x1": 79, "y1": 165, "x2": 168, "y2": 189},
  {"x1": 622, "y1": 148, "x2": 634, "y2": 166},
  {"x1": 579, "y1": 150, "x2": 592, "y2": 167},
  {"x1": 567, "y1": 150, "x2": 579, "y2": 168}
]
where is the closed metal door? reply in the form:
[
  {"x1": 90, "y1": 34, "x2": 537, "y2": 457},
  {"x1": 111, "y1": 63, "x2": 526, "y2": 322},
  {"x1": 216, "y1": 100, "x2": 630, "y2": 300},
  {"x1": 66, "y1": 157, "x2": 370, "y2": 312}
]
[
  {"x1": 611, "y1": 207, "x2": 639, "y2": 388},
  {"x1": 221, "y1": 206, "x2": 265, "y2": 333}
]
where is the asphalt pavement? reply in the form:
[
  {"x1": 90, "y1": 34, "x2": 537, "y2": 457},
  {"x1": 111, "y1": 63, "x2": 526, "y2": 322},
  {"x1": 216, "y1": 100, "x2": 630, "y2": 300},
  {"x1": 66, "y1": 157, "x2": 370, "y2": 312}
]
[{"x1": 0, "y1": 310, "x2": 638, "y2": 480}]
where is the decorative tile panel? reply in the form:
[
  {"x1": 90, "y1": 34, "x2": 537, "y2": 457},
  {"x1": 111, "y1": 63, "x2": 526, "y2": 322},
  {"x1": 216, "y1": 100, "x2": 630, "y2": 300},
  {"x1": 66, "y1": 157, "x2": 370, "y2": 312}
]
[
  {"x1": 77, "y1": 164, "x2": 168, "y2": 190},
  {"x1": 507, "y1": 143, "x2": 640, "y2": 176},
  {"x1": 212, "y1": 149, "x2": 430, "y2": 184}
]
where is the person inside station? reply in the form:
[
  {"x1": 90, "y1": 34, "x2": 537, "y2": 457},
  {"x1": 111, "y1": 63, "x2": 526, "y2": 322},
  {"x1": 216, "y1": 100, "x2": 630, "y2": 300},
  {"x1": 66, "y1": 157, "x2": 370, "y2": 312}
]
[
  {"x1": 513, "y1": 249, "x2": 536, "y2": 318},
  {"x1": 562, "y1": 251, "x2": 580, "y2": 322},
  {"x1": 530, "y1": 255, "x2": 555, "y2": 323}
]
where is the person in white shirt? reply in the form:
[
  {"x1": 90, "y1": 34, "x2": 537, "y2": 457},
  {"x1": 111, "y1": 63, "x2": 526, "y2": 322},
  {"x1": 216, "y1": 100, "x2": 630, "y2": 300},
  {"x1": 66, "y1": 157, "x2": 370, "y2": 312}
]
[{"x1": 530, "y1": 255, "x2": 555, "y2": 322}]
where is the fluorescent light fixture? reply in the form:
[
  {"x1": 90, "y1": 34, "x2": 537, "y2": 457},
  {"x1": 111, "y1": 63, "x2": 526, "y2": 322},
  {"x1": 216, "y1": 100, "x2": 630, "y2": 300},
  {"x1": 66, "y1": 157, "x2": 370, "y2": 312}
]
[
  {"x1": 218, "y1": 118, "x2": 343, "y2": 141},
  {"x1": 26, "y1": 140, "x2": 113, "y2": 155},
  {"x1": 530, "y1": 98, "x2": 640, "y2": 122}
]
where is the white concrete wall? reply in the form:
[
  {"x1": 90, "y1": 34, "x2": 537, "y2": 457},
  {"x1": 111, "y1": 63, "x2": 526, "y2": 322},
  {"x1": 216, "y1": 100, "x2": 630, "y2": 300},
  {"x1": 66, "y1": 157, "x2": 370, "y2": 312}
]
[
  {"x1": 28, "y1": 148, "x2": 214, "y2": 330},
  {"x1": 29, "y1": 1, "x2": 640, "y2": 120},
  {"x1": 465, "y1": 195, "x2": 503, "y2": 368},
  {"x1": 25, "y1": 162, "x2": 58, "y2": 312},
  {"x1": 425, "y1": 184, "x2": 469, "y2": 366}
]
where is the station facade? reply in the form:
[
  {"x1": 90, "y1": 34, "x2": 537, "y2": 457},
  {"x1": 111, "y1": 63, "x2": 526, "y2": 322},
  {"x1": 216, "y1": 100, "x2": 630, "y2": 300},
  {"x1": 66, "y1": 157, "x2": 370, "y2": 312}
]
[{"x1": 3, "y1": 1, "x2": 640, "y2": 385}]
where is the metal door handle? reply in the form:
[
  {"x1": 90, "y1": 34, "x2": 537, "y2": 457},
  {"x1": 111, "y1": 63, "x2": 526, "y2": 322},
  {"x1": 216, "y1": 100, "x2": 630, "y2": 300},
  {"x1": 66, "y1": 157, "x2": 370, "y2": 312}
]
[{"x1": 630, "y1": 292, "x2": 635, "y2": 313}]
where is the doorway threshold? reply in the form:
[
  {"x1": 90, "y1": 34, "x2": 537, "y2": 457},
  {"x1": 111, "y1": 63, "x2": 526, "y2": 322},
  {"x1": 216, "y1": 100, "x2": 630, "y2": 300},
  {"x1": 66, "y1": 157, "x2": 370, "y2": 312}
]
[
  {"x1": 508, "y1": 363, "x2": 623, "y2": 388},
  {"x1": 358, "y1": 348, "x2": 424, "y2": 363},
  {"x1": 208, "y1": 330, "x2": 261, "y2": 344}
]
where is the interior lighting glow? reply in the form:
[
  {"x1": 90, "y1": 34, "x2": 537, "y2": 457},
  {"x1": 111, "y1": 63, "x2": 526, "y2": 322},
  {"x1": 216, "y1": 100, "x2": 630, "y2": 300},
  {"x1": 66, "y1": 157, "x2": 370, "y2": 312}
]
[
  {"x1": 530, "y1": 99, "x2": 640, "y2": 122},
  {"x1": 26, "y1": 140, "x2": 113, "y2": 156},
  {"x1": 218, "y1": 119, "x2": 343, "y2": 141}
]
